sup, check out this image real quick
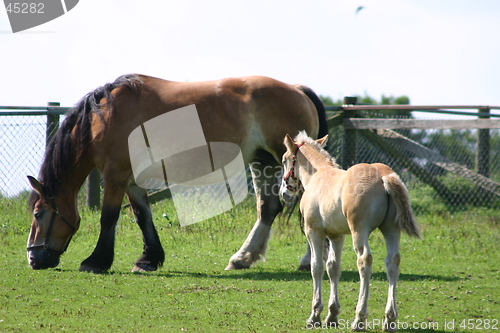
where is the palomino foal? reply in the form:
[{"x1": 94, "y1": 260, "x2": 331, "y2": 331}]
[{"x1": 280, "y1": 132, "x2": 421, "y2": 332}]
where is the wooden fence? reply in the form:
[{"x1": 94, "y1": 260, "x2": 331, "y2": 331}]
[{"x1": 326, "y1": 98, "x2": 500, "y2": 202}]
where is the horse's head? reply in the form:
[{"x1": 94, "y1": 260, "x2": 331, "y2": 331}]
[{"x1": 26, "y1": 176, "x2": 80, "y2": 270}]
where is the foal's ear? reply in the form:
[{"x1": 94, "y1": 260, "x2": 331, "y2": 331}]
[
  {"x1": 284, "y1": 134, "x2": 296, "y2": 152},
  {"x1": 27, "y1": 176, "x2": 44, "y2": 196},
  {"x1": 316, "y1": 135, "x2": 328, "y2": 148}
]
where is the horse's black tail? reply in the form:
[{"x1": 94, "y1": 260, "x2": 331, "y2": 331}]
[{"x1": 296, "y1": 85, "x2": 329, "y2": 145}]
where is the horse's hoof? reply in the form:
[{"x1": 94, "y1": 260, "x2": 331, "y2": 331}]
[
  {"x1": 79, "y1": 264, "x2": 105, "y2": 273},
  {"x1": 297, "y1": 264, "x2": 311, "y2": 272},
  {"x1": 225, "y1": 261, "x2": 250, "y2": 270},
  {"x1": 132, "y1": 264, "x2": 157, "y2": 272}
]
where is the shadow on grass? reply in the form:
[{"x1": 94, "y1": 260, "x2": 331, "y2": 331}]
[
  {"x1": 205, "y1": 270, "x2": 459, "y2": 282},
  {"x1": 54, "y1": 267, "x2": 460, "y2": 283},
  {"x1": 126, "y1": 269, "x2": 460, "y2": 283}
]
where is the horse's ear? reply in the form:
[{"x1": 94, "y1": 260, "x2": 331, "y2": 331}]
[
  {"x1": 27, "y1": 176, "x2": 44, "y2": 196},
  {"x1": 284, "y1": 134, "x2": 295, "y2": 152},
  {"x1": 316, "y1": 135, "x2": 328, "y2": 148}
]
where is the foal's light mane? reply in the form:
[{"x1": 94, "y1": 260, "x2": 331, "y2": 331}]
[{"x1": 294, "y1": 131, "x2": 339, "y2": 169}]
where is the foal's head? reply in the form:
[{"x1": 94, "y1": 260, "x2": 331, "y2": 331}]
[{"x1": 279, "y1": 132, "x2": 328, "y2": 203}]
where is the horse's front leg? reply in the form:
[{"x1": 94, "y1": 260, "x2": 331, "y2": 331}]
[
  {"x1": 226, "y1": 160, "x2": 282, "y2": 270},
  {"x1": 79, "y1": 178, "x2": 128, "y2": 273},
  {"x1": 127, "y1": 184, "x2": 165, "y2": 272}
]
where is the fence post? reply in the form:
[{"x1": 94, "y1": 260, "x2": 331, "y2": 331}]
[
  {"x1": 342, "y1": 96, "x2": 357, "y2": 170},
  {"x1": 87, "y1": 168, "x2": 101, "y2": 210},
  {"x1": 476, "y1": 108, "x2": 490, "y2": 177},
  {"x1": 46, "y1": 102, "x2": 60, "y2": 147}
]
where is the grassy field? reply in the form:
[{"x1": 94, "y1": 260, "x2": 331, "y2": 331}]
[{"x1": 0, "y1": 191, "x2": 499, "y2": 332}]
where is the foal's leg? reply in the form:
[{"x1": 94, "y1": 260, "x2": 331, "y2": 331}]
[
  {"x1": 351, "y1": 231, "x2": 373, "y2": 332},
  {"x1": 380, "y1": 227, "x2": 401, "y2": 332},
  {"x1": 226, "y1": 159, "x2": 282, "y2": 270},
  {"x1": 324, "y1": 235, "x2": 345, "y2": 327},
  {"x1": 127, "y1": 184, "x2": 165, "y2": 272},
  {"x1": 79, "y1": 177, "x2": 128, "y2": 273},
  {"x1": 306, "y1": 231, "x2": 326, "y2": 326}
]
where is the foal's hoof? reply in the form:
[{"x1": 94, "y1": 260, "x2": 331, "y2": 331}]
[
  {"x1": 351, "y1": 321, "x2": 367, "y2": 332},
  {"x1": 306, "y1": 318, "x2": 321, "y2": 329},
  {"x1": 79, "y1": 264, "x2": 106, "y2": 273},
  {"x1": 132, "y1": 264, "x2": 157, "y2": 272},
  {"x1": 383, "y1": 319, "x2": 397, "y2": 332}
]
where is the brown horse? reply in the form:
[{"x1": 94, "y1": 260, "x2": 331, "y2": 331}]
[
  {"x1": 280, "y1": 132, "x2": 421, "y2": 332},
  {"x1": 27, "y1": 74, "x2": 328, "y2": 272}
]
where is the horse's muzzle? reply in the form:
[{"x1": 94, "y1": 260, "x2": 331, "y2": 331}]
[{"x1": 28, "y1": 248, "x2": 60, "y2": 270}]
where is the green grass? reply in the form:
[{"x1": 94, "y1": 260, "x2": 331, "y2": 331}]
[{"x1": 1, "y1": 192, "x2": 499, "y2": 332}]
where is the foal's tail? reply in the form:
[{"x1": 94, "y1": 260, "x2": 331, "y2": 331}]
[{"x1": 382, "y1": 173, "x2": 422, "y2": 238}]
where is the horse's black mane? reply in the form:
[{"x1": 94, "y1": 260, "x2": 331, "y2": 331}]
[{"x1": 28, "y1": 74, "x2": 143, "y2": 209}]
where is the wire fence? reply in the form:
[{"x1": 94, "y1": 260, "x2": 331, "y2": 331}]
[
  {"x1": 0, "y1": 115, "x2": 48, "y2": 197},
  {"x1": 1, "y1": 104, "x2": 499, "y2": 216},
  {"x1": 325, "y1": 108, "x2": 500, "y2": 214}
]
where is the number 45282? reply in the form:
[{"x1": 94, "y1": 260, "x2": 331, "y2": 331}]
[
  {"x1": 460, "y1": 319, "x2": 498, "y2": 330},
  {"x1": 6, "y1": 3, "x2": 45, "y2": 14}
]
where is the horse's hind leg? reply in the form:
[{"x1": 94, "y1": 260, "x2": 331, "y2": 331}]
[
  {"x1": 324, "y1": 235, "x2": 344, "y2": 327},
  {"x1": 127, "y1": 184, "x2": 165, "y2": 272},
  {"x1": 351, "y1": 230, "x2": 373, "y2": 332},
  {"x1": 298, "y1": 239, "x2": 330, "y2": 271},
  {"x1": 380, "y1": 227, "x2": 401, "y2": 332},
  {"x1": 226, "y1": 158, "x2": 282, "y2": 270},
  {"x1": 298, "y1": 242, "x2": 313, "y2": 271}
]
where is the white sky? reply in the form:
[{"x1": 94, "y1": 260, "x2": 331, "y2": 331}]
[
  {"x1": 1, "y1": 0, "x2": 499, "y2": 111},
  {"x1": 1, "y1": 0, "x2": 500, "y2": 195}
]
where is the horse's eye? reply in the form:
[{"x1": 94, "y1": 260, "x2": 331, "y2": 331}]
[{"x1": 34, "y1": 211, "x2": 43, "y2": 219}]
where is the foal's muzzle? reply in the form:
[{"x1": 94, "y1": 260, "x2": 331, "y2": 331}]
[{"x1": 279, "y1": 180, "x2": 298, "y2": 203}]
